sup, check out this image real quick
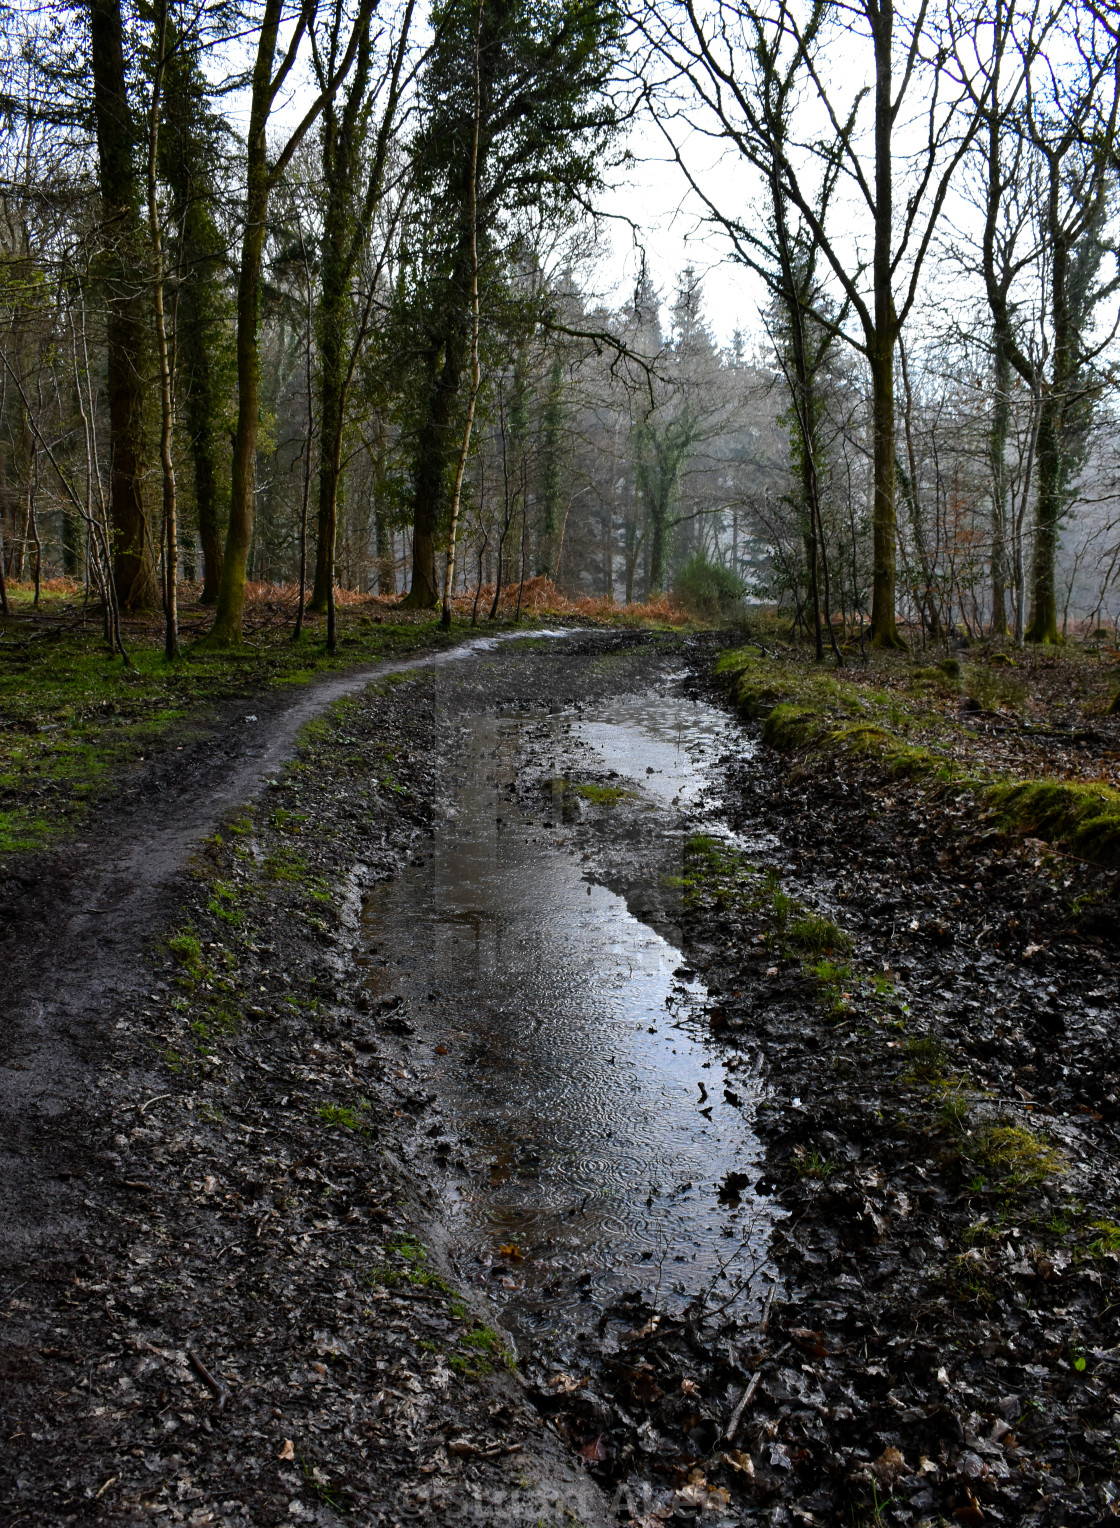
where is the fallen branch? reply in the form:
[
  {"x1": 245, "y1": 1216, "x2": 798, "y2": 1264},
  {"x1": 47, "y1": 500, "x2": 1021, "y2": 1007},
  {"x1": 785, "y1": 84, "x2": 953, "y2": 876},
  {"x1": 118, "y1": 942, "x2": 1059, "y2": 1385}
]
[{"x1": 188, "y1": 1349, "x2": 230, "y2": 1411}]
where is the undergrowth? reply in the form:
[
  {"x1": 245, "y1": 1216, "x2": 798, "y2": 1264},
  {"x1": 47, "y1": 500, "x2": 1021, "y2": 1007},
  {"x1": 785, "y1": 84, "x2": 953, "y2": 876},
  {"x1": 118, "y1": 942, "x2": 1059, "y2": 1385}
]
[{"x1": 718, "y1": 647, "x2": 1120, "y2": 868}]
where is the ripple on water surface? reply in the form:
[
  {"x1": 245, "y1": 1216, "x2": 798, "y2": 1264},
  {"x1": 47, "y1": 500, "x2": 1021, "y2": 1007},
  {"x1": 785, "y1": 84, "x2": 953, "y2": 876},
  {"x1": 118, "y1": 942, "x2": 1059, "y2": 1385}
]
[{"x1": 359, "y1": 692, "x2": 778, "y2": 1343}]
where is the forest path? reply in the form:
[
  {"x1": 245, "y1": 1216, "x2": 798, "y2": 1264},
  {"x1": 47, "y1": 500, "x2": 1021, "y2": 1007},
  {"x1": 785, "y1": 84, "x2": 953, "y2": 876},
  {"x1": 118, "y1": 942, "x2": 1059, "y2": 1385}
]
[{"x1": 0, "y1": 628, "x2": 569, "y2": 1258}]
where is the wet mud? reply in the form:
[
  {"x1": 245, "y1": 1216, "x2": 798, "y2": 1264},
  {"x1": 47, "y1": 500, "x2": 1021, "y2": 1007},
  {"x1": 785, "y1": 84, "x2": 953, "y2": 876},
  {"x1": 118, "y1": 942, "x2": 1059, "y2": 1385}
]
[{"x1": 1, "y1": 629, "x2": 1118, "y2": 1527}]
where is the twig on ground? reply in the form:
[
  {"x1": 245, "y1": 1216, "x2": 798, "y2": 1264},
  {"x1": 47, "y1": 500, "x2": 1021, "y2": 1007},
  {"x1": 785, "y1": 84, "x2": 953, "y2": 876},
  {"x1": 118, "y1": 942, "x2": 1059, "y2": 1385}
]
[{"x1": 188, "y1": 1349, "x2": 230, "y2": 1411}]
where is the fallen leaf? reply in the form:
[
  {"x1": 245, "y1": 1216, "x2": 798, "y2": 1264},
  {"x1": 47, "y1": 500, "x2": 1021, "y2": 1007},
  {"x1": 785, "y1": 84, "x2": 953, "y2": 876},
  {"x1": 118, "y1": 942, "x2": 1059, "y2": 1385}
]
[
  {"x1": 721, "y1": 1449, "x2": 754, "y2": 1475},
  {"x1": 546, "y1": 1372, "x2": 586, "y2": 1394},
  {"x1": 579, "y1": 1434, "x2": 609, "y2": 1461},
  {"x1": 434, "y1": 1045, "x2": 448, "y2": 1056},
  {"x1": 681, "y1": 1377, "x2": 700, "y2": 1395},
  {"x1": 790, "y1": 1326, "x2": 830, "y2": 1357},
  {"x1": 497, "y1": 1243, "x2": 524, "y2": 1260},
  {"x1": 278, "y1": 1439, "x2": 295, "y2": 1461},
  {"x1": 954, "y1": 1488, "x2": 985, "y2": 1524},
  {"x1": 871, "y1": 1446, "x2": 909, "y2": 1485}
]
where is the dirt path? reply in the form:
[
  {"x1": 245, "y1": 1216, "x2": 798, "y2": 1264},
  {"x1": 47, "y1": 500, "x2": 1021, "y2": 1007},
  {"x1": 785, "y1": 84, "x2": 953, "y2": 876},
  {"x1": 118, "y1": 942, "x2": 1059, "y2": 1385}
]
[
  {"x1": 0, "y1": 629, "x2": 689, "y2": 1528},
  {"x1": 0, "y1": 630, "x2": 567, "y2": 1258},
  {"x1": 3, "y1": 631, "x2": 1118, "y2": 1528}
]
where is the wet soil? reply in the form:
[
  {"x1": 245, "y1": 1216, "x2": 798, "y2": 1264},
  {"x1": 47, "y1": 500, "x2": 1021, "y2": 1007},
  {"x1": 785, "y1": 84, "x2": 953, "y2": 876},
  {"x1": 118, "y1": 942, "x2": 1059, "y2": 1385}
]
[{"x1": 2, "y1": 630, "x2": 1118, "y2": 1527}]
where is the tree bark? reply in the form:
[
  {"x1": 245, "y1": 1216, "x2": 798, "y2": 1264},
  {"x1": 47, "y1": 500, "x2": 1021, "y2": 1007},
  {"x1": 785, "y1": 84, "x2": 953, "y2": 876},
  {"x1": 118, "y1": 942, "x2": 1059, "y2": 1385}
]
[
  {"x1": 404, "y1": 337, "x2": 466, "y2": 608},
  {"x1": 868, "y1": 0, "x2": 902, "y2": 647},
  {"x1": 160, "y1": 29, "x2": 231, "y2": 605},
  {"x1": 90, "y1": 0, "x2": 157, "y2": 611},
  {"x1": 988, "y1": 328, "x2": 1011, "y2": 635}
]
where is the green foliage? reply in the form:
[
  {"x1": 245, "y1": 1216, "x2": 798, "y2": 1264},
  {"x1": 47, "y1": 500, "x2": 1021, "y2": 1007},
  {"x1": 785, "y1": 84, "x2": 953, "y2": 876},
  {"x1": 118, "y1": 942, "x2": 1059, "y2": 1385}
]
[{"x1": 673, "y1": 553, "x2": 745, "y2": 620}]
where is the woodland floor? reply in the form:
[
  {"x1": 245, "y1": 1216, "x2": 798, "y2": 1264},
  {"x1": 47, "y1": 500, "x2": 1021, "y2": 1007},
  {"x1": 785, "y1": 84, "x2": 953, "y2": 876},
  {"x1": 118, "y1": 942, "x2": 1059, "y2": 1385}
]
[{"x1": 0, "y1": 625, "x2": 1118, "y2": 1527}]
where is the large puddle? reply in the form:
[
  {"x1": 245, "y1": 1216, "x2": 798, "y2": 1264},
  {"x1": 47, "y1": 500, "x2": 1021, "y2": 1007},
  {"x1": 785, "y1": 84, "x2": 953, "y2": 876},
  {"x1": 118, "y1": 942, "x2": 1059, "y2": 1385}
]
[{"x1": 357, "y1": 685, "x2": 778, "y2": 1354}]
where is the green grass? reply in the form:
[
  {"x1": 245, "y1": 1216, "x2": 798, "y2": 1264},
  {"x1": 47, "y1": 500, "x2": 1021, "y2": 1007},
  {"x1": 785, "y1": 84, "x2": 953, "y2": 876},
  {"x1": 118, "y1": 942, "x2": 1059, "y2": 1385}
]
[
  {"x1": 0, "y1": 606, "x2": 524, "y2": 857},
  {"x1": 787, "y1": 911, "x2": 851, "y2": 957},
  {"x1": 573, "y1": 781, "x2": 633, "y2": 806},
  {"x1": 317, "y1": 1102, "x2": 367, "y2": 1131}
]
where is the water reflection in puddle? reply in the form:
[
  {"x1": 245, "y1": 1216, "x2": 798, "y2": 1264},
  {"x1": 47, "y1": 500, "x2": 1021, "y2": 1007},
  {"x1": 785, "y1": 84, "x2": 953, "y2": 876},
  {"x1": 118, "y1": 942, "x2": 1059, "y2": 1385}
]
[{"x1": 359, "y1": 689, "x2": 779, "y2": 1347}]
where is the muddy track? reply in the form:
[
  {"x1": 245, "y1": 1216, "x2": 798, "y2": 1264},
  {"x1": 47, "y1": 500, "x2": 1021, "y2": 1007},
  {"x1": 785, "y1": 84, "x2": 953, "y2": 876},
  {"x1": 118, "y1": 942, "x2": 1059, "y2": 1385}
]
[
  {"x1": 0, "y1": 632, "x2": 570, "y2": 1257},
  {"x1": 0, "y1": 628, "x2": 706, "y2": 1528},
  {"x1": 4, "y1": 630, "x2": 1118, "y2": 1528}
]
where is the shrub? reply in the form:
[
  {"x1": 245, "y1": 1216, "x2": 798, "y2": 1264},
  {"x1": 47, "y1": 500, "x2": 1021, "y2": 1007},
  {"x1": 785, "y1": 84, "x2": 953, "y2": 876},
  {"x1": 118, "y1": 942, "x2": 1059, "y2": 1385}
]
[{"x1": 674, "y1": 554, "x2": 746, "y2": 621}]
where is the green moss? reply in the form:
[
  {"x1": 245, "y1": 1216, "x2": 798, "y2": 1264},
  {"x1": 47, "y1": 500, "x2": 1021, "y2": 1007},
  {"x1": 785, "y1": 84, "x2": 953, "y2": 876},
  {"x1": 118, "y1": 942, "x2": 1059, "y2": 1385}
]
[
  {"x1": 761, "y1": 703, "x2": 822, "y2": 749},
  {"x1": 1088, "y1": 1220, "x2": 1120, "y2": 1255},
  {"x1": 719, "y1": 645, "x2": 1120, "y2": 868},
  {"x1": 973, "y1": 1124, "x2": 1067, "y2": 1190},
  {"x1": 574, "y1": 781, "x2": 632, "y2": 806},
  {"x1": 988, "y1": 778, "x2": 1120, "y2": 867}
]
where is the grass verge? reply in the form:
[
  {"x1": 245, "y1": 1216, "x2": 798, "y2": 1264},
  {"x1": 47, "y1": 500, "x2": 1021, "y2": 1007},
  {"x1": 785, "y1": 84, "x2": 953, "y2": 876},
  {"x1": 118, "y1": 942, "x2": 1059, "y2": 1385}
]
[{"x1": 718, "y1": 647, "x2": 1120, "y2": 868}]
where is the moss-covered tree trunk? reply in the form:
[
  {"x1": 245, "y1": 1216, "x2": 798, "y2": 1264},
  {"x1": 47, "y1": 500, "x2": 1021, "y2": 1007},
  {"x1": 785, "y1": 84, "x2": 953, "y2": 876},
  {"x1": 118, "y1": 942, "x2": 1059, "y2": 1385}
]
[
  {"x1": 209, "y1": 0, "x2": 282, "y2": 644},
  {"x1": 310, "y1": 21, "x2": 371, "y2": 616},
  {"x1": 160, "y1": 32, "x2": 232, "y2": 606},
  {"x1": 988, "y1": 328, "x2": 1011, "y2": 636},
  {"x1": 403, "y1": 333, "x2": 466, "y2": 609},
  {"x1": 90, "y1": 0, "x2": 157, "y2": 612}
]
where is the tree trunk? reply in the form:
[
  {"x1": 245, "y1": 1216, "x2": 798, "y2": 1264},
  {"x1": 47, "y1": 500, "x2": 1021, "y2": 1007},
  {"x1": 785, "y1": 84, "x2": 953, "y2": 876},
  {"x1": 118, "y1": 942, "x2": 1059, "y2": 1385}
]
[
  {"x1": 90, "y1": 0, "x2": 157, "y2": 612},
  {"x1": 988, "y1": 327, "x2": 1010, "y2": 635},
  {"x1": 869, "y1": 335, "x2": 901, "y2": 645},
  {"x1": 1025, "y1": 398, "x2": 1061, "y2": 643},
  {"x1": 404, "y1": 338, "x2": 465, "y2": 608},
  {"x1": 209, "y1": 3, "x2": 279, "y2": 644},
  {"x1": 868, "y1": 0, "x2": 902, "y2": 648},
  {"x1": 1025, "y1": 153, "x2": 1073, "y2": 646},
  {"x1": 536, "y1": 357, "x2": 563, "y2": 576},
  {"x1": 160, "y1": 25, "x2": 230, "y2": 606},
  {"x1": 310, "y1": 22, "x2": 371, "y2": 616},
  {"x1": 648, "y1": 496, "x2": 667, "y2": 595}
]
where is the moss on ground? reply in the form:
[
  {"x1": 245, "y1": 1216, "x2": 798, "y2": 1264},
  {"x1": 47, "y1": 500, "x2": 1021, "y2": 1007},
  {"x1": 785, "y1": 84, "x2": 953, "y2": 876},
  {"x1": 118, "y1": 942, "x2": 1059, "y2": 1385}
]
[
  {"x1": 0, "y1": 607, "x2": 472, "y2": 855},
  {"x1": 718, "y1": 646, "x2": 1120, "y2": 868}
]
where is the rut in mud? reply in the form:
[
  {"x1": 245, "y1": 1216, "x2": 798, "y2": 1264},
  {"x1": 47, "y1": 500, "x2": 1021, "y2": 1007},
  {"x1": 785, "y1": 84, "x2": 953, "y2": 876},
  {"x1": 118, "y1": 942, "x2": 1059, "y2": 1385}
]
[
  {"x1": 2, "y1": 629, "x2": 1119, "y2": 1528},
  {"x1": 356, "y1": 687, "x2": 779, "y2": 1353}
]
